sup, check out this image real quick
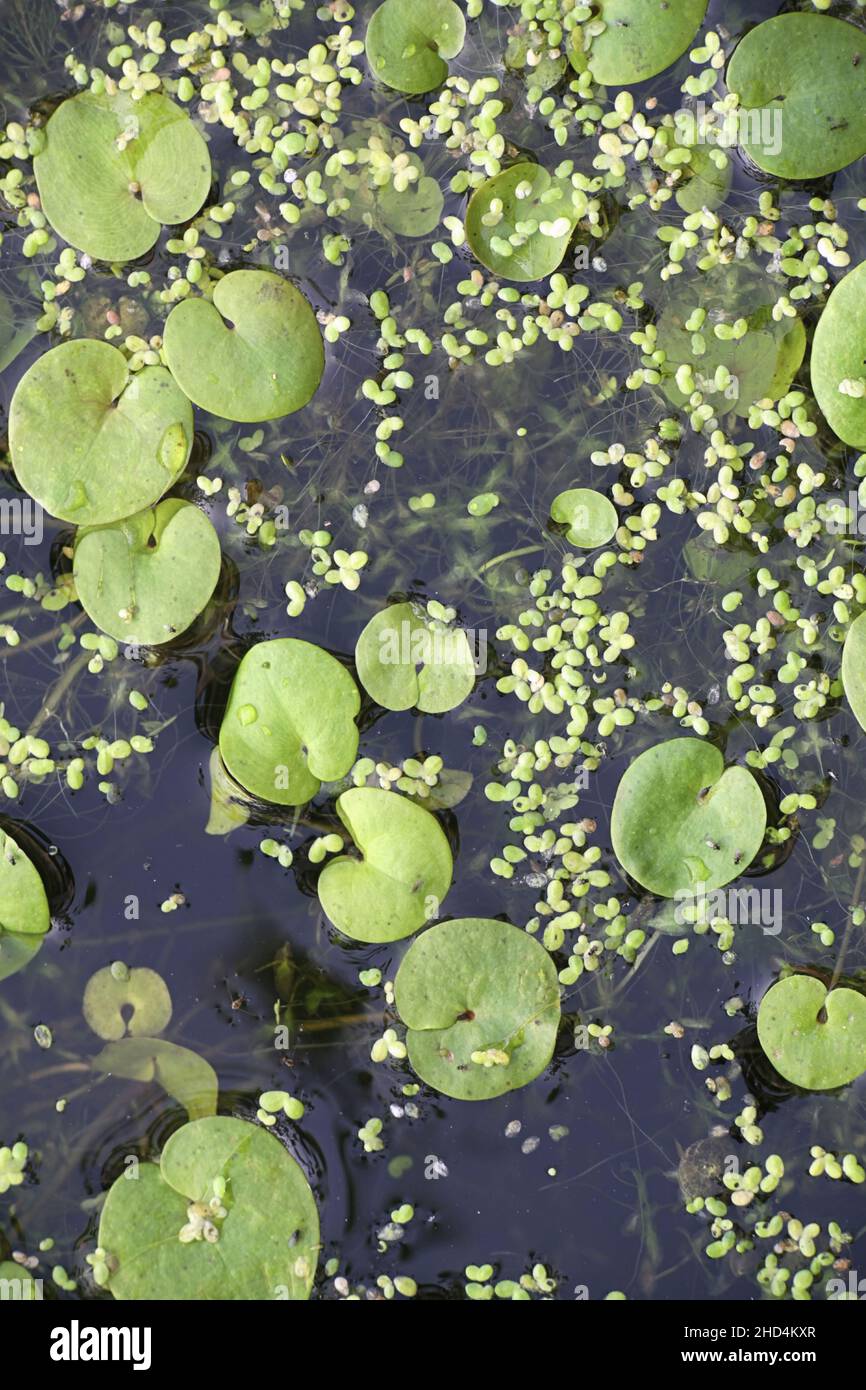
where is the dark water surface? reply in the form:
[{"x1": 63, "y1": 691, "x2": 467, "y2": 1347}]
[{"x1": 2, "y1": 0, "x2": 866, "y2": 1302}]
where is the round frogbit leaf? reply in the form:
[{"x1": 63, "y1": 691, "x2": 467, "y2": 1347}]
[
  {"x1": 365, "y1": 0, "x2": 466, "y2": 95},
  {"x1": 9, "y1": 340, "x2": 193, "y2": 525},
  {"x1": 758, "y1": 975, "x2": 866, "y2": 1090},
  {"x1": 570, "y1": 0, "x2": 707, "y2": 86},
  {"x1": 74, "y1": 499, "x2": 222, "y2": 646},
  {"x1": 842, "y1": 611, "x2": 866, "y2": 733},
  {"x1": 219, "y1": 638, "x2": 360, "y2": 807},
  {"x1": 465, "y1": 163, "x2": 581, "y2": 282},
  {"x1": 355, "y1": 602, "x2": 476, "y2": 713},
  {"x1": 0, "y1": 828, "x2": 50, "y2": 983},
  {"x1": 812, "y1": 261, "x2": 866, "y2": 450},
  {"x1": 98, "y1": 1116, "x2": 318, "y2": 1299},
  {"x1": 726, "y1": 13, "x2": 866, "y2": 179},
  {"x1": 394, "y1": 918, "x2": 561, "y2": 1100},
  {"x1": 657, "y1": 265, "x2": 805, "y2": 420},
  {"x1": 92, "y1": 1038, "x2": 218, "y2": 1121},
  {"x1": 163, "y1": 270, "x2": 324, "y2": 423},
  {"x1": 550, "y1": 488, "x2": 618, "y2": 548},
  {"x1": 34, "y1": 90, "x2": 211, "y2": 262},
  {"x1": 317, "y1": 787, "x2": 453, "y2": 943},
  {"x1": 610, "y1": 737, "x2": 767, "y2": 898},
  {"x1": 83, "y1": 964, "x2": 172, "y2": 1041}
]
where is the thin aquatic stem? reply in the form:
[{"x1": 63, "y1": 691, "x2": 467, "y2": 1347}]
[
  {"x1": 829, "y1": 852, "x2": 866, "y2": 992},
  {"x1": 26, "y1": 648, "x2": 91, "y2": 738}
]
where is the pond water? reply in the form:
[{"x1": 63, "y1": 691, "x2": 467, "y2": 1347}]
[{"x1": 2, "y1": 0, "x2": 866, "y2": 1302}]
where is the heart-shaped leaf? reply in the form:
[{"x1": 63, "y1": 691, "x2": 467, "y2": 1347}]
[
  {"x1": 570, "y1": 0, "x2": 707, "y2": 86},
  {"x1": 355, "y1": 602, "x2": 476, "y2": 713},
  {"x1": 757, "y1": 975, "x2": 866, "y2": 1090},
  {"x1": 505, "y1": 31, "x2": 566, "y2": 91},
  {"x1": 657, "y1": 265, "x2": 805, "y2": 419},
  {"x1": 317, "y1": 787, "x2": 453, "y2": 943},
  {"x1": 365, "y1": 0, "x2": 466, "y2": 95},
  {"x1": 726, "y1": 14, "x2": 866, "y2": 180},
  {"x1": 0, "y1": 828, "x2": 50, "y2": 983},
  {"x1": 394, "y1": 918, "x2": 561, "y2": 1100},
  {"x1": 611, "y1": 737, "x2": 767, "y2": 897},
  {"x1": 465, "y1": 163, "x2": 580, "y2": 282},
  {"x1": 93, "y1": 1038, "x2": 218, "y2": 1121},
  {"x1": 34, "y1": 90, "x2": 211, "y2": 262},
  {"x1": 163, "y1": 270, "x2": 324, "y2": 423},
  {"x1": 550, "y1": 488, "x2": 618, "y2": 548},
  {"x1": 672, "y1": 145, "x2": 732, "y2": 217},
  {"x1": 377, "y1": 163, "x2": 443, "y2": 237},
  {"x1": 843, "y1": 611, "x2": 866, "y2": 733},
  {"x1": 83, "y1": 963, "x2": 172, "y2": 1041},
  {"x1": 10, "y1": 339, "x2": 193, "y2": 524},
  {"x1": 332, "y1": 131, "x2": 444, "y2": 238},
  {"x1": 98, "y1": 1116, "x2": 318, "y2": 1300},
  {"x1": 811, "y1": 260, "x2": 866, "y2": 449},
  {"x1": 74, "y1": 499, "x2": 222, "y2": 646},
  {"x1": 219, "y1": 638, "x2": 360, "y2": 807}
]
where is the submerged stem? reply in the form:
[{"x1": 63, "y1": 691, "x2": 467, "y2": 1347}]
[{"x1": 829, "y1": 852, "x2": 866, "y2": 993}]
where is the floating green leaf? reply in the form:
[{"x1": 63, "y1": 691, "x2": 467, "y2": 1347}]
[
  {"x1": 610, "y1": 737, "x2": 766, "y2": 898},
  {"x1": 332, "y1": 131, "x2": 444, "y2": 238},
  {"x1": 726, "y1": 13, "x2": 866, "y2": 180},
  {"x1": 34, "y1": 90, "x2": 211, "y2": 262},
  {"x1": 83, "y1": 964, "x2": 172, "y2": 1041},
  {"x1": 811, "y1": 260, "x2": 866, "y2": 450},
  {"x1": 757, "y1": 975, "x2": 866, "y2": 1090},
  {"x1": 317, "y1": 787, "x2": 452, "y2": 943},
  {"x1": 219, "y1": 638, "x2": 360, "y2": 806},
  {"x1": 505, "y1": 30, "x2": 566, "y2": 91},
  {"x1": 355, "y1": 602, "x2": 475, "y2": 713},
  {"x1": 673, "y1": 145, "x2": 731, "y2": 217},
  {"x1": 93, "y1": 1038, "x2": 218, "y2": 1121},
  {"x1": 365, "y1": 0, "x2": 466, "y2": 95},
  {"x1": 570, "y1": 0, "x2": 707, "y2": 86},
  {"x1": 99, "y1": 1116, "x2": 318, "y2": 1300},
  {"x1": 550, "y1": 488, "x2": 618, "y2": 548},
  {"x1": 0, "y1": 828, "x2": 50, "y2": 984},
  {"x1": 74, "y1": 499, "x2": 221, "y2": 646},
  {"x1": 657, "y1": 265, "x2": 805, "y2": 419},
  {"x1": 842, "y1": 611, "x2": 866, "y2": 733},
  {"x1": 164, "y1": 270, "x2": 324, "y2": 423},
  {"x1": 0, "y1": 286, "x2": 37, "y2": 374},
  {"x1": 424, "y1": 768, "x2": 473, "y2": 810},
  {"x1": 9, "y1": 340, "x2": 193, "y2": 524},
  {"x1": 465, "y1": 163, "x2": 580, "y2": 282},
  {"x1": 376, "y1": 160, "x2": 443, "y2": 237},
  {"x1": 394, "y1": 918, "x2": 561, "y2": 1100}
]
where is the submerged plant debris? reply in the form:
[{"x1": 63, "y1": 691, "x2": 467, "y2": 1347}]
[{"x1": 3, "y1": 0, "x2": 866, "y2": 1308}]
